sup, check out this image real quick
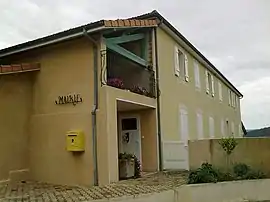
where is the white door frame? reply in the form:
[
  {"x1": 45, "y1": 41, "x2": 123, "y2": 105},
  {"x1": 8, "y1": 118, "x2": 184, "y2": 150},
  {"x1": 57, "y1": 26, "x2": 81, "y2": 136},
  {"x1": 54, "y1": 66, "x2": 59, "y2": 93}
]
[{"x1": 118, "y1": 114, "x2": 142, "y2": 163}]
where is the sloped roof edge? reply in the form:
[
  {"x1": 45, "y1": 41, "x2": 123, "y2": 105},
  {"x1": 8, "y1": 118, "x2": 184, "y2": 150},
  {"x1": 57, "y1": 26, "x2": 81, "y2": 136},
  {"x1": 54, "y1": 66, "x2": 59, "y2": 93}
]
[{"x1": 133, "y1": 10, "x2": 242, "y2": 97}]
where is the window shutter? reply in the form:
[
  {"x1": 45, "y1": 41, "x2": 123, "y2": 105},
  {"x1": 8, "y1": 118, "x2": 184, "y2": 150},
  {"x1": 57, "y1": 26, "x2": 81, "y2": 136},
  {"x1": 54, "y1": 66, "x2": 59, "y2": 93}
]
[
  {"x1": 194, "y1": 61, "x2": 200, "y2": 88},
  {"x1": 174, "y1": 46, "x2": 180, "y2": 77},
  {"x1": 211, "y1": 74, "x2": 215, "y2": 97},
  {"x1": 184, "y1": 54, "x2": 189, "y2": 82},
  {"x1": 228, "y1": 89, "x2": 231, "y2": 106},
  {"x1": 221, "y1": 119, "x2": 224, "y2": 137},
  {"x1": 218, "y1": 82, "x2": 223, "y2": 101},
  {"x1": 197, "y1": 112, "x2": 203, "y2": 139},
  {"x1": 205, "y1": 70, "x2": 210, "y2": 94}
]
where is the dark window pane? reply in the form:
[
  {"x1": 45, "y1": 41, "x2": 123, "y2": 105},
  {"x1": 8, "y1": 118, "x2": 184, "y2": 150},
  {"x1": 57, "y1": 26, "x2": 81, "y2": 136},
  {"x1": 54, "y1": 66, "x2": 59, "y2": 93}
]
[{"x1": 122, "y1": 118, "x2": 137, "y2": 130}]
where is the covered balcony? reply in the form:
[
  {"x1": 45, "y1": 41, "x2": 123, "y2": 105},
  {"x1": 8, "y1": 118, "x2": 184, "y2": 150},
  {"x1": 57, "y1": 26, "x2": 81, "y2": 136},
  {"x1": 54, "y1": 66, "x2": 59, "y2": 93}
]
[{"x1": 102, "y1": 28, "x2": 156, "y2": 98}]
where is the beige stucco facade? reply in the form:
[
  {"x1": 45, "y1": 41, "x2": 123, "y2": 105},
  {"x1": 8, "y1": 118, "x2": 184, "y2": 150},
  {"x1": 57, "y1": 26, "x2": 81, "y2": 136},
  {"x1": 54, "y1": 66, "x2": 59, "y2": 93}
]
[
  {"x1": 0, "y1": 38, "x2": 95, "y2": 185},
  {"x1": 157, "y1": 27, "x2": 241, "y2": 142},
  {"x1": 0, "y1": 14, "x2": 242, "y2": 186}
]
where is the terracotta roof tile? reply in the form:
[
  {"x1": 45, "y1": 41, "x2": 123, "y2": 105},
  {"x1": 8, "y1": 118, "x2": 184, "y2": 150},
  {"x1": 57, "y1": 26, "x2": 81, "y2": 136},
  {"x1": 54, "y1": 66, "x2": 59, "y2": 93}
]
[
  {"x1": 0, "y1": 63, "x2": 40, "y2": 75},
  {"x1": 118, "y1": 19, "x2": 124, "y2": 27},
  {"x1": 104, "y1": 19, "x2": 157, "y2": 28},
  {"x1": 123, "y1": 20, "x2": 130, "y2": 26}
]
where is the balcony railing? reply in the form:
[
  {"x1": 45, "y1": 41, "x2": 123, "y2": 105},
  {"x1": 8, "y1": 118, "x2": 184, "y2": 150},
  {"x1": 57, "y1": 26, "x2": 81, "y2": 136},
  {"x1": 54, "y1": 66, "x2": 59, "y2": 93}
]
[{"x1": 102, "y1": 50, "x2": 156, "y2": 98}]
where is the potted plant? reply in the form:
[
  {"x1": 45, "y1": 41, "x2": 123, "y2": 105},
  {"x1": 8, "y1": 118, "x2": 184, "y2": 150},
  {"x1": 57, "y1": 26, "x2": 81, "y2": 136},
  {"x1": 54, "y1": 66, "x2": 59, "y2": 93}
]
[
  {"x1": 118, "y1": 153, "x2": 141, "y2": 179},
  {"x1": 107, "y1": 78, "x2": 125, "y2": 89}
]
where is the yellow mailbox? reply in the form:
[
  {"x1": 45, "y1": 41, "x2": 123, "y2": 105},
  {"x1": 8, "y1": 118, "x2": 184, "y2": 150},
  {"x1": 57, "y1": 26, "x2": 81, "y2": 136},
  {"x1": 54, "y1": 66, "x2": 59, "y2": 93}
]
[{"x1": 66, "y1": 130, "x2": 85, "y2": 152}]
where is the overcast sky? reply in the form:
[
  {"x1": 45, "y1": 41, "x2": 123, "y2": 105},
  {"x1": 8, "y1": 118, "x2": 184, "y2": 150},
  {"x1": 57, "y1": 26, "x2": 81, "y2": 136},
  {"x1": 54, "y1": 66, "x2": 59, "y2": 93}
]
[{"x1": 0, "y1": 0, "x2": 269, "y2": 129}]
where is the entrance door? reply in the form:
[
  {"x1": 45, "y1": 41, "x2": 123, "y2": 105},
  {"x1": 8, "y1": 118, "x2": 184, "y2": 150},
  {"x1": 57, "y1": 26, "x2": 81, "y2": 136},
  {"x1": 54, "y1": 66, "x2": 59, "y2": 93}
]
[{"x1": 119, "y1": 116, "x2": 141, "y2": 162}]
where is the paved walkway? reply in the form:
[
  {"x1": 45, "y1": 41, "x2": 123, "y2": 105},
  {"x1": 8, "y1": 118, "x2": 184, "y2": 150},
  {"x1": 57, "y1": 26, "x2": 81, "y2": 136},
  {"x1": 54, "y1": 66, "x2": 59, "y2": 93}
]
[{"x1": 0, "y1": 171, "x2": 187, "y2": 201}]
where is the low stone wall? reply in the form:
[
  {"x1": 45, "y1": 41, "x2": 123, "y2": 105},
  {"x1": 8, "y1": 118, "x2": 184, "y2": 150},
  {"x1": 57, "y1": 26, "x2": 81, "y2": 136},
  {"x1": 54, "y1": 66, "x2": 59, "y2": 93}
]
[
  {"x1": 175, "y1": 179, "x2": 270, "y2": 202},
  {"x1": 188, "y1": 137, "x2": 270, "y2": 175},
  {"x1": 96, "y1": 179, "x2": 270, "y2": 202}
]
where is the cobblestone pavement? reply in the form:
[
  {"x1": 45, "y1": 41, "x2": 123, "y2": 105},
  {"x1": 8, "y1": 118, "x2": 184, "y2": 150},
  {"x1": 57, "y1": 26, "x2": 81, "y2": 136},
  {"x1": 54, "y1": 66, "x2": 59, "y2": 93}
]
[{"x1": 0, "y1": 171, "x2": 187, "y2": 202}]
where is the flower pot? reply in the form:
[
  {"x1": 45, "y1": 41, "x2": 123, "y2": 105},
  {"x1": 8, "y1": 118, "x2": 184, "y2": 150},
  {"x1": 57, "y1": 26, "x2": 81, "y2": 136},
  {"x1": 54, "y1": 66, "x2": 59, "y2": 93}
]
[{"x1": 119, "y1": 159, "x2": 135, "y2": 179}]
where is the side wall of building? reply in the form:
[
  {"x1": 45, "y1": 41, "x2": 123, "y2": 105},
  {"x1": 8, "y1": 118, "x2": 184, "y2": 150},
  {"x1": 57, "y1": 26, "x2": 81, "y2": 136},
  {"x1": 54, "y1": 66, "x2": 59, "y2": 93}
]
[
  {"x1": 156, "y1": 28, "x2": 241, "y2": 168},
  {"x1": 157, "y1": 28, "x2": 241, "y2": 141},
  {"x1": 1, "y1": 38, "x2": 95, "y2": 185}
]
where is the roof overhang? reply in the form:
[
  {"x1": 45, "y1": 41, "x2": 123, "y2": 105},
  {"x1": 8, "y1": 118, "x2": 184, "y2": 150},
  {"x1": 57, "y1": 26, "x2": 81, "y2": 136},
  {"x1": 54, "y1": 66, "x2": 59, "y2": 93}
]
[
  {"x1": 0, "y1": 19, "x2": 157, "y2": 58},
  {"x1": 0, "y1": 63, "x2": 40, "y2": 75},
  {"x1": 134, "y1": 10, "x2": 243, "y2": 98}
]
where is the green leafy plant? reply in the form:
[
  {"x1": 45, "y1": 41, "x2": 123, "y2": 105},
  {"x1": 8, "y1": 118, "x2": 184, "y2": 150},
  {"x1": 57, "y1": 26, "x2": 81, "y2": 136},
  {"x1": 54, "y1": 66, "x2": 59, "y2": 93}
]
[
  {"x1": 133, "y1": 155, "x2": 141, "y2": 178},
  {"x1": 219, "y1": 137, "x2": 238, "y2": 170},
  {"x1": 243, "y1": 170, "x2": 266, "y2": 180},
  {"x1": 188, "y1": 162, "x2": 266, "y2": 184},
  {"x1": 233, "y1": 163, "x2": 250, "y2": 178},
  {"x1": 188, "y1": 163, "x2": 219, "y2": 184},
  {"x1": 218, "y1": 137, "x2": 238, "y2": 155},
  {"x1": 233, "y1": 163, "x2": 266, "y2": 180}
]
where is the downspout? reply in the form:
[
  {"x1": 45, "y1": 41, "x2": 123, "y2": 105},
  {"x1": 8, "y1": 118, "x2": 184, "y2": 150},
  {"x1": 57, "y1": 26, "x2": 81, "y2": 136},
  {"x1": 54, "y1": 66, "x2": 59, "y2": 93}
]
[
  {"x1": 83, "y1": 29, "x2": 99, "y2": 186},
  {"x1": 154, "y1": 26, "x2": 163, "y2": 171}
]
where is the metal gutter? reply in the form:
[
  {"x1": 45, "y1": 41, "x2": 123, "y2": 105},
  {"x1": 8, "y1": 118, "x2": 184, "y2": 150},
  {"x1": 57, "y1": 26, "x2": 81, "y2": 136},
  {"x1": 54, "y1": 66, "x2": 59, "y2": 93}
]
[
  {"x1": 154, "y1": 26, "x2": 163, "y2": 171},
  {"x1": 0, "y1": 25, "x2": 105, "y2": 58},
  {"x1": 83, "y1": 30, "x2": 99, "y2": 186}
]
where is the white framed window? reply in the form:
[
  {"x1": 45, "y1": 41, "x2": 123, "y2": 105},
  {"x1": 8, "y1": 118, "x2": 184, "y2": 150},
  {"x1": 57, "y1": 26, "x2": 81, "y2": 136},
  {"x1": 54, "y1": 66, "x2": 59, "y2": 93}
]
[
  {"x1": 196, "y1": 111, "x2": 203, "y2": 139},
  {"x1": 232, "y1": 93, "x2": 235, "y2": 107},
  {"x1": 179, "y1": 107, "x2": 189, "y2": 144},
  {"x1": 205, "y1": 70, "x2": 210, "y2": 94},
  {"x1": 211, "y1": 74, "x2": 215, "y2": 97},
  {"x1": 205, "y1": 70, "x2": 214, "y2": 96},
  {"x1": 209, "y1": 116, "x2": 215, "y2": 138},
  {"x1": 221, "y1": 118, "x2": 225, "y2": 137},
  {"x1": 174, "y1": 46, "x2": 189, "y2": 82},
  {"x1": 228, "y1": 89, "x2": 231, "y2": 106},
  {"x1": 218, "y1": 82, "x2": 223, "y2": 101},
  {"x1": 194, "y1": 60, "x2": 200, "y2": 89}
]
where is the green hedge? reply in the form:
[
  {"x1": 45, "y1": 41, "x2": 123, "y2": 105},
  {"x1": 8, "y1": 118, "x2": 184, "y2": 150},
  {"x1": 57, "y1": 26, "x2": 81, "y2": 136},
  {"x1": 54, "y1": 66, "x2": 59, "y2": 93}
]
[{"x1": 188, "y1": 163, "x2": 266, "y2": 184}]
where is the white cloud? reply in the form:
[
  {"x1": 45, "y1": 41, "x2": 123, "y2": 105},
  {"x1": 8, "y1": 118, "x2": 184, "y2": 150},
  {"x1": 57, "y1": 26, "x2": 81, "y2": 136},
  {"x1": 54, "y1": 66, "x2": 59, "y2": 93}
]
[{"x1": 0, "y1": 0, "x2": 269, "y2": 129}]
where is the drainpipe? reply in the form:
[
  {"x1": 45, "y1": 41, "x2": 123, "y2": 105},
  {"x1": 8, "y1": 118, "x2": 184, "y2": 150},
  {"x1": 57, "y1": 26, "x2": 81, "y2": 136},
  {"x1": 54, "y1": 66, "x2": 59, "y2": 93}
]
[
  {"x1": 154, "y1": 26, "x2": 163, "y2": 171},
  {"x1": 83, "y1": 29, "x2": 99, "y2": 186}
]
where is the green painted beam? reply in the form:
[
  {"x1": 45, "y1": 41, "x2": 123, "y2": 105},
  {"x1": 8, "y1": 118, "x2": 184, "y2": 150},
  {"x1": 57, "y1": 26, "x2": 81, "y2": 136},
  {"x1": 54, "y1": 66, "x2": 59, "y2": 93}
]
[
  {"x1": 106, "y1": 42, "x2": 147, "y2": 67},
  {"x1": 105, "y1": 33, "x2": 144, "y2": 44},
  {"x1": 141, "y1": 32, "x2": 149, "y2": 60}
]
